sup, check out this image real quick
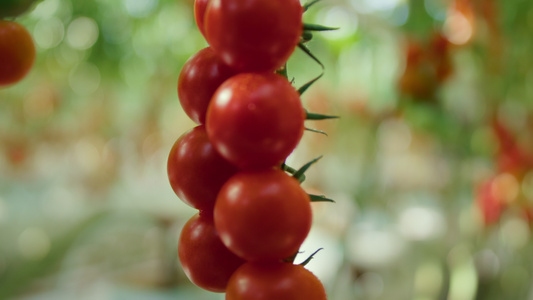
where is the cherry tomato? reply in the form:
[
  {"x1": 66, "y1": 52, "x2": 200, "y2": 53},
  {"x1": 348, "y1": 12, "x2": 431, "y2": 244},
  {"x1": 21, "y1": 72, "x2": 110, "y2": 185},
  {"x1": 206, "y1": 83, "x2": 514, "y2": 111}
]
[
  {"x1": 179, "y1": 212, "x2": 246, "y2": 293},
  {"x1": 167, "y1": 125, "x2": 238, "y2": 211},
  {"x1": 226, "y1": 262, "x2": 327, "y2": 300},
  {"x1": 178, "y1": 47, "x2": 237, "y2": 124},
  {"x1": 0, "y1": 21, "x2": 35, "y2": 87},
  {"x1": 204, "y1": 0, "x2": 303, "y2": 72},
  {"x1": 194, "y1": 0, "x2": 210, "y2": 38},
  {"x1": 214, "y1": 169, "x2": 312, "y2": 261},
  {"x1": 206, "y1": 73, "x2": 305, "y2": 170}
]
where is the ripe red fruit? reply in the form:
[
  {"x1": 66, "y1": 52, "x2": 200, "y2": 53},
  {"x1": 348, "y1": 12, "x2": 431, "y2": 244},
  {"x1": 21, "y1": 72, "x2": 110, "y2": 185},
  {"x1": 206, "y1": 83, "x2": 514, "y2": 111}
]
[
  {"x1": 214, "y1": 169, "x2": 312, "y2": 261},
  {"x1": 206, "y1": 73, "x2": 305, "y2": 170},
  {"x1": 226, "y1": 262, "x2": 327, "y2": 300},
  {"x1": 178, "y1": 47, "x2": 238, "y2": 124},
  {"x1": 167, "y1": 125, "x2": 238, "y2": 211},
  {"x1": 204, "y1": 0, "x2": 303, "y2": 72},
  {"x1": 0, "y1": 21, "x2": 36, "y2": 87},
  {"x1": 194, "y1": 0, "x2": 210, "y2": 38},
  {"x1": 178, "y1": 212, "x2": 246, "y2": 293}
]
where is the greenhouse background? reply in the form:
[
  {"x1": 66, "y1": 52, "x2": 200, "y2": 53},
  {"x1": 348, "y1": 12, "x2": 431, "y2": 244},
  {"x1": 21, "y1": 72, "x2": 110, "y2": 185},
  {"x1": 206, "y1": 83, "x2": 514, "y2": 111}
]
[{"x1": 1, "y1": 0, "x2": 533, "y2": 299}]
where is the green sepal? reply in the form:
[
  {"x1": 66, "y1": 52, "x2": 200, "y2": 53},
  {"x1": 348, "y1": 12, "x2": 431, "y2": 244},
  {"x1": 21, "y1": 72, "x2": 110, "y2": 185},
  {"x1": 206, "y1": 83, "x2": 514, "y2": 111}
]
[
  {"x1": 299, "y1": 248, "x2": 323, "y2": 266},
  {"x1": 308, "y1": 194, "x2": 335, "y2": 203},
  {"x1": 303, "y1": 23, "x2": 340, "y2": 32},
  {"x1": 306, "y1": 111, "x2": 339, "y2": 120},
  {"x1": 293, "y1": 156, "x2": 322, "y2": 182},
  {"x1": 303, "y1": 0, "x2": 322, "y2": 12},
  {"x1": 305, "y1": 127, "x2": 328, "y2": 136}
]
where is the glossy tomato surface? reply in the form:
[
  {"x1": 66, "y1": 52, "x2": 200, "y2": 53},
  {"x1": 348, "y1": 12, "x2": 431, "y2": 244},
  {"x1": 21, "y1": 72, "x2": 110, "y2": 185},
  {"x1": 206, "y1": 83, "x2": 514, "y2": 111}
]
[
  {"x1": 226, "y1": 262, "x2": 327, "y2": 300},
  {"x1": 179, "y1": 212, "x2": 246, "y2": 293},
  {"x1": 0, "y1": 21, "x2": 35, "y2": 87},
  {"x1": 194, "y1": 0, "x2": 210, "y2": 38},
  {"x1": 167, "y1": 125, "x2": 238, "y2": 211},
  {"x1": 204, "y1": 0, "x2": 303, "y2": 72},
  {"x1": 206, "y1": 73, "x2": 305, "y2": 170},
  {"x1": 178, "y1": 47, "x2": 237, "y2": 124},
  {"x1": 214, "y1": 169, "x2": 312, "y2": 261}
]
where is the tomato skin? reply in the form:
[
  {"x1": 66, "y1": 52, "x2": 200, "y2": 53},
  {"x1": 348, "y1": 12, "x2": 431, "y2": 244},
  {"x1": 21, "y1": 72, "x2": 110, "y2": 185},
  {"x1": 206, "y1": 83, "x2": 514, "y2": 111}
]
[
  {"x1": 226, "y1": 262, "x2": 327, "y2": 300},
  {"x1": 206, "y1": 73, "x2": 305, "y2": 170},
  {"x1": 178, "y1": 47, "x2": 237, "y2": 124},
  {"x1": 204, "y1": 0, "x2": 303, "y2": 72},
  {"x1": 167, "y1": 125, "x2": 238, "y2": 211},
  {"x1": 214, "y1": 169, "x2": 312, "y2": 261},
  {"x1": 179, "y1": 212, "x2": 246, "y2": 293},
  {"x1": 194, "y1": 0, "x2": 210, "y2": 38},
  {"x1": 0, "y1": 21, "x2": 35, "y2": 87}
]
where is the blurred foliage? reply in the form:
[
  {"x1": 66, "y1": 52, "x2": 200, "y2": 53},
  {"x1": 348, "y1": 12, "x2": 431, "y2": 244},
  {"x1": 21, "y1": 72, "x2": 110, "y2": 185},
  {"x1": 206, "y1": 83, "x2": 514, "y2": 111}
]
[{"x1": 1, "y1": 0, "x2": 533, "y2": 299}]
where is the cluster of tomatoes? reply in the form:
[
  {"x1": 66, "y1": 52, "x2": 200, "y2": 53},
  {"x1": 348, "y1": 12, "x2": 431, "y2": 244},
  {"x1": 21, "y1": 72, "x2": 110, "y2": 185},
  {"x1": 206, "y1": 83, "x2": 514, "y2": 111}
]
[
  {"x1": 0, "y1": 0, "x2": 36, "y2": 87},
  {"x1": 398, "y1": 32, "x2": 453, "y2": 101},
  {"x1": 476, "y1": 116, "x2": 533, "y2": 227},
  {"x1": 167, "y1": 0, "x2": 329, "y2": 299}
]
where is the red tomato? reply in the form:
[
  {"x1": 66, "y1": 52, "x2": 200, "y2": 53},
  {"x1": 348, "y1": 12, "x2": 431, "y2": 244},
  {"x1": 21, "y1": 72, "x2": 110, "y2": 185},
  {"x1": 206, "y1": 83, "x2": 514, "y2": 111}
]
[
  {"x1": 214, "y1": 169, "x2": 312, "y2": 261},
  {"x1": 206, "y1": 73, "x2": 305, "y2": 170},
  {"x1": 194, "y1": 0, "x2": 210, "y2": 38},
  {"x1": 226, "y1": 262, "x2": 327, "y2": 300},
  {"x1": 167, "y1": 125, "x2": 238, "y2": 211},
  {"x1": 178, "y1": 47, "x2": 237, "y2": 124},
  {"x1": 179, "y1": 212, "x2": 246, "y2": 293},
  {"x1": 0, "y1": 21, "x2": 35, "y2": 87},
  {"x1": 204, "y1": 0, "x2": 303, "y2": 72}
]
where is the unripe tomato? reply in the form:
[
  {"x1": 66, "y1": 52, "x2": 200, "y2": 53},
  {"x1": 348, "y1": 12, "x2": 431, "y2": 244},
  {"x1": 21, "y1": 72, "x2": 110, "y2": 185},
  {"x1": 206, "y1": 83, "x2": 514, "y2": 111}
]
[
  {"x1": 178, "y1": 47, "x2": 238, "y2": 124},
  {"x1": 204, "y1": 0, "x2": 303, "y2": 72},
  {"x1": 226, "y1": 262, "x2": 327, "y2": 300},
  {"x1": 167, "y1": 125, "x2": 238, "y2": 211},
  {"x1": 206, "y1": 73, "x2": 305, "y2": 170},
  {"x1": 178, "y1": 212, "x2": 246, "y2": 292},
  {"x1": 214, "y1": 169, "x2": 312, "y2": 261},
  {"x1": 0, "y1": 21, "x2": 35, "y2": 87}
]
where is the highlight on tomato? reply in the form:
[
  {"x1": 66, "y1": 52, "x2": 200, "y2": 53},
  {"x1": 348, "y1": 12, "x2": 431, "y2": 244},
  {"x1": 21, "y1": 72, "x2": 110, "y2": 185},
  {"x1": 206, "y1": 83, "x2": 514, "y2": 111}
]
[
  {"x1": 204, "y1": 0, "x2": 303, "y2": 72},
  {"x1": 226, "y1": 261, "x2": 327, "y2": 300},
  {"x1": 206, "y1": 72, "x2": 305, "y2": 170},
  {"x1": 177, "y1": 46, "x2": 237, "y2": 124},
  {"x1": 214, "y1": 169, "x2": 312, "y2": 261},
  {"x1": 178, "y1": 212, "x2": 246, "y2": 293},
  {"x1": 167, "y1": 125, "x2": 238, "y2": 211},
  {"x1": 0, "y1": 20, "x2": 36, "y2": 87}
]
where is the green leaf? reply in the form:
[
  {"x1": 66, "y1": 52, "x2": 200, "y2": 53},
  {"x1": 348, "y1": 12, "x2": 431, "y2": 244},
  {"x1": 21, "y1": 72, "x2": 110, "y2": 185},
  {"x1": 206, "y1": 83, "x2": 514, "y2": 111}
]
[
  {"x1": 297, "y1": 43, "x2": 325, "y2": 95},
  {"x1": 308, "y1": 194, "x2": 336, "y2": 203},
  {"x1": 303, "y1": 23, "x2": 340, "y2": 31},
  {"x1": 293, "y1": 156, "x2": 323, "y2": 182},
  {"x1": 306, "y1": 112, "x2": 340, "y2": 120}
]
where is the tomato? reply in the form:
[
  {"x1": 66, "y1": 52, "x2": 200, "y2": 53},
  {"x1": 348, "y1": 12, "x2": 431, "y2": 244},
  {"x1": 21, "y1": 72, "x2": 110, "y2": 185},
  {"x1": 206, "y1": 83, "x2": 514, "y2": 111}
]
[
  {"x1": 226, "y1": 262, "x2": 327, "y2": 300},
  {"x1": 167, "y1": 125, "x2": 238, "y2": 211},
  {"x1": 204, "y1": 0, "x2": 303, "y2": 72},
  {"x1": 206, "y1": 73, "x2": 305, "y2": 170},
  {"x1": 178, "y1": 47, "x2": 237, "y2": 124},
  {"x1": 179, "y1": 212, "x2": 246, "y2": 293},
  {"x1": 214, "y1": 169, "x2": 312, "y2": 261},
  {"x1": 194, "y1": 0, "x2": 210, "y2": 38},
  {"x1": 0, "y1": 0, "x2": 37, "y2": 18},
  {"x1": 0, "y1": 21, "x2": 35, "y2": 87}
]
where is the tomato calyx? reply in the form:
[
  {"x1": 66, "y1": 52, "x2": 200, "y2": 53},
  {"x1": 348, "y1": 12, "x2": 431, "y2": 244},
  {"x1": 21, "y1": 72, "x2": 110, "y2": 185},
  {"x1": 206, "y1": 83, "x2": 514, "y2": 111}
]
[
  {"x1": 306, "y1": 111, "x2": 339, "y2": 120},
  {"x1": 298, "y1": 248, "x2": 323, "y2": 266},
  {"x1": 303, "y1": 0, "x2": 322, "y2": 12},
  {"x1": 308, "y1": 194, "x2": 335, "y2": 203}
]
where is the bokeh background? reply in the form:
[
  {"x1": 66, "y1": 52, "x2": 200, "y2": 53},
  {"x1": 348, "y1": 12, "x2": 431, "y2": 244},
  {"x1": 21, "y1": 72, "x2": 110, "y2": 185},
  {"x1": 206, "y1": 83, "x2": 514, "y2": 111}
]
[{"x1": 2, "y1": 0, "x2": 533, "y2": 299}]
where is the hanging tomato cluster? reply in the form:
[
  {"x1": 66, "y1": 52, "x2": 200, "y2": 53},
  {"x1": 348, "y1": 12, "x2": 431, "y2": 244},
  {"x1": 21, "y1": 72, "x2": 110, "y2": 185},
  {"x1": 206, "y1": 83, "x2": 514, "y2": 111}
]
[
  {"x1": 476, "y1": 115, "x2": 533, "y2": 227},
  {"x1": 0, "y1": 0, "x2": 37, "y2": 87},
  {"x1": 168, "y1": 0, "x2": 336, "y2": 298}
]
